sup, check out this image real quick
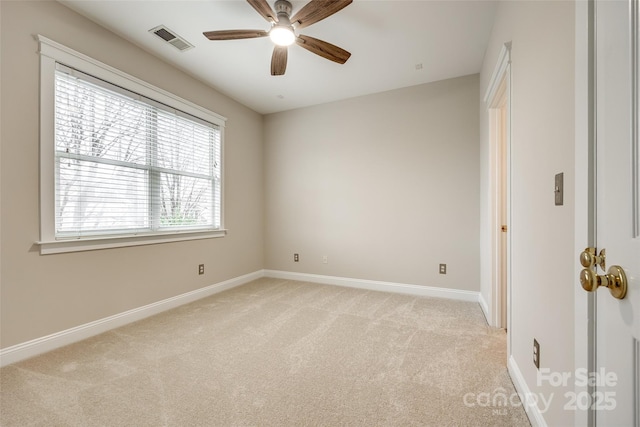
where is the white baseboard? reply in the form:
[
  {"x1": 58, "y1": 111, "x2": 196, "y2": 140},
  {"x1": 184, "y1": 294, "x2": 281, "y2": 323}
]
[
  {"x1": 478, "y1": 292, "x2": 490, "y2": 323},
  {"x1": 1, "y1": 270, "x2": 479, "y2": 367},
  {"x1": 0, "y1": 270, "x2": 264, "y2": 367},
  {"x1": 264, "y1": 270, "x2": 479, "y2": 302},
  {"x1": 507, "y1": 355, "x2": 548, "y2": 427}
]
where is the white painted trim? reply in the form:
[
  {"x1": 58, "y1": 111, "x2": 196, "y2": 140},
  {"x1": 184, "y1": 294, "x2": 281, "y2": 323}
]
[
  {"x1": 36, "y1": 35, "x2": 227, "y2": 251},
  {"x1": 264, "y1": 270, "x2": 479, "y2": 302},
  {"x1": 478, "y1": 291, "x2": 490, "y2": 322},
  {"x1": 0, "y1": 270, "x2": 263, "y2": 367},
  {"x1": 38, "y1": 229, "x2": 227, "y2": 255},
  {"x1": 574, "y1": 2, "x2": 595, "y2": 426},
  {"x1": 0, "y1": 270, "x2": 481, "y2": 367},
  {"x1": 484, "y1": 40, "x2": 512, "y2": 348},
  {"x1": 36, "y1": 35, "x2": 227, "y2": 125},
  {"x1": 631, "y1": 0, "x2": 640, "y2": 238},
  {"x1": 508, "y1": 356, "x2": 548, "y2": 427},
  {"x1": 484, "y1": 42, "x2": 512, "y2": 104}
]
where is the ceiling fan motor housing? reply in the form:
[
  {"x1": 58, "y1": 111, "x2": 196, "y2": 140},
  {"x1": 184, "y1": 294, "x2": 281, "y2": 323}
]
[
  {"x1": 274, "y1": 0, "x2": 292, "y2": 15},
  {"x1": 274, "y1": 0, "x2": 293, "y2": 26}
]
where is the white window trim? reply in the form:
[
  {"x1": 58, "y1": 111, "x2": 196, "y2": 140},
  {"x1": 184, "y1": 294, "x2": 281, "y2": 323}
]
[{"x1": 36, "y1": 35, "x2": 227, "y2": 255}]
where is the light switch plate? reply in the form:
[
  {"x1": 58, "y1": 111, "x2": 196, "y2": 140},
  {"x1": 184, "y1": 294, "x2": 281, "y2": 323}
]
[{"x1": 555, "y1": 173, "x2": 564, "y2": 206}]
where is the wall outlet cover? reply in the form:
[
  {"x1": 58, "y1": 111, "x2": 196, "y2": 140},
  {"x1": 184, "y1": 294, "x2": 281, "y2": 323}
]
[{"x1": 533, "y1": 338, "x2": 540, "y2": 369}]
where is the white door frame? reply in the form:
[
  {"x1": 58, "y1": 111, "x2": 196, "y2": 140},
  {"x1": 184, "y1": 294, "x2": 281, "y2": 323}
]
[
  {"x1": 574, "y1": 1, "x2": 597, "y2": 426},
  {"x1": 484, "y1": 42, "x2": 512, "y2": 341}
]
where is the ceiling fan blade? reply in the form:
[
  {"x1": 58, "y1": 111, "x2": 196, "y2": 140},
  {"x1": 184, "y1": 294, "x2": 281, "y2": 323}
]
[
  {"x1": 290, "y1": 0, "x2": 352, "y2": 30},
  {"x1": 203, "y1": 29, "x2": 269, "y2": 40},
  {"x1": 271, "y1": 46, "x2": 288, "y2": 76},
  {"x1": 247, "y1": 0, "x2": 277, "y2": 23},
  {"x1": 296, "y1": 34, "x2": 351, "y2": 64}
]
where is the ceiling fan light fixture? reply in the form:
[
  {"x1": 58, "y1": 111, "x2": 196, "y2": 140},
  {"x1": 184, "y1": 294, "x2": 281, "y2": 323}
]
[
  {"x1": 203, "y1": 0, "x2": 353, "y2": 75},
  {"x1": 270, "y1": 26, "x2": 295, "y2": 46}
]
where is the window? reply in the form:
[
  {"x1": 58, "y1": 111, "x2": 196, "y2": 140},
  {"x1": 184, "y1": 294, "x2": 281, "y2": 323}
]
[
  {"x1": 54, "y1": 65, "x2": 221, "y2": 236},
  {"x1": 38, "y1": 36, "x2": 226, "y2": 254}
]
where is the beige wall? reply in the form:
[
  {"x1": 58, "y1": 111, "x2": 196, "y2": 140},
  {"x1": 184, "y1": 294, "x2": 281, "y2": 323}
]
[
  {"x1": 264, "y1": 75, "x2": 480, "y2": 291},
  {"x1": 479, "y1": 1, "x2": 575, "y2": 425},
  {"x1": 0, "y1": 1, "x2": 264, "y2": 348}
]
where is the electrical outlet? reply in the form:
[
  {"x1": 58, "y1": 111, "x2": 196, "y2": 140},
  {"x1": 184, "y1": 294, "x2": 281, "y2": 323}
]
[
  {"x1": 533, "y1": 338, "x2": 540, "y2": 369},
  {"x1": 198, "y1": 264, "x2": 204, "y2": 275},
  {"x1": 322, "y1": 255, "x2": 328, "y2": 264},
  {"x1": 294, "y1": 253, "x2": 299, "y2": 262},
  {"x1": 439, "y1": 264, "x2": 447, "y2": 274}
]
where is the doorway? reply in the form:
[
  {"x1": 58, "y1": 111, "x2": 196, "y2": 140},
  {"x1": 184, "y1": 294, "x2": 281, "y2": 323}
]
[{"x1": 485, "y1": 43, "x2": 511, "y2": 332}]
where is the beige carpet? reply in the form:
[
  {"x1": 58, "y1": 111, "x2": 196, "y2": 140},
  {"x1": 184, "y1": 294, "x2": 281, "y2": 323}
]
[{"x1": 0, "y1": 278, "x2": 530, "y2": 426}]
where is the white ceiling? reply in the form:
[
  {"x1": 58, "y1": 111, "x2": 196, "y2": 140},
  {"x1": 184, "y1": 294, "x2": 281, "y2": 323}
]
[{"x1": 59, "y1": 0, "x2": 498, "y2": 115}]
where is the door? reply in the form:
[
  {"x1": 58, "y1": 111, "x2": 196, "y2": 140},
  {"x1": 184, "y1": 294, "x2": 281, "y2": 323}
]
[{"x1": 592, "y1": 0, "x2": 640, "y2": 425}]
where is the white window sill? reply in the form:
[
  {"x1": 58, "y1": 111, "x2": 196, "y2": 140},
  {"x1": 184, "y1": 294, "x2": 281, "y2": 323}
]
[{"x1": 37, "y1": 229, "x2": 227, "y2": 255}]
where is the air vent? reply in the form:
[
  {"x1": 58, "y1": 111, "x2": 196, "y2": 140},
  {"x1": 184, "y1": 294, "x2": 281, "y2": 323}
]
[{"x1": 149, "y1": 25, "x2": 194, "y2": 52}]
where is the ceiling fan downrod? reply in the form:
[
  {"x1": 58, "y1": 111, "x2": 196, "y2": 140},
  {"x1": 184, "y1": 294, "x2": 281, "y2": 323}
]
[{"x1": 274, "y1": 0, "x2": 293, "y2": 23}]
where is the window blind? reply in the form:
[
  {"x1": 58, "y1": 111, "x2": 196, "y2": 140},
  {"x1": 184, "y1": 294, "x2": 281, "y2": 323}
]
[{"x1": 54, "y1": 64, "x2": 221, "y2": 239}]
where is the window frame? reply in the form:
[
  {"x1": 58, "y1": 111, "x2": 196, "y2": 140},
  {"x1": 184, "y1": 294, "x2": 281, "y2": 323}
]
[{"x1": 37, "y1": 35, "x2": 227, "y2": 255}]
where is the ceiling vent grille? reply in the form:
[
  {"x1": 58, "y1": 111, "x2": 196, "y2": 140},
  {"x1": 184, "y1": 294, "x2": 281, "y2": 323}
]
[{"x1": 149, "y1": 25, "x2": 194, "y2": 52}]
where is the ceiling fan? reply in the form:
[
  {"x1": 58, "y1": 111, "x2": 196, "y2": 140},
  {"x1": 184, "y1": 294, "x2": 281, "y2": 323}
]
[{"x1": 203, "y1": 0, "x2": 352, "y2": 76}]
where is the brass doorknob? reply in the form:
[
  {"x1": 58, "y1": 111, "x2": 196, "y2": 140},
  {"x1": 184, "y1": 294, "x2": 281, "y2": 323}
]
[
  {"x1": 579, "y1": 265, "x2": 627, "y2": 299},
  {"x1": 580, "y1": 268, "x2": 599, "y2": 292},
  {"x1": 580, "y1": 247, "x2": 606, "y2": 270}
]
